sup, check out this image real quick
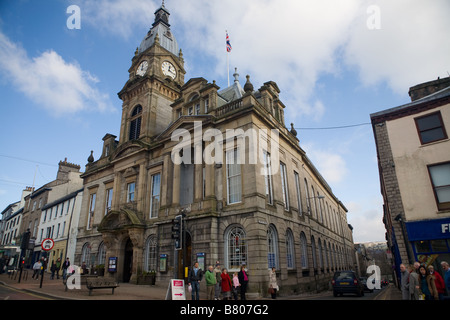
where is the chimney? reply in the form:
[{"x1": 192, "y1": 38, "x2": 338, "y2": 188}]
[
  {"x1": 408, "y1": 76, "x2": 450, "y2": 101},
  {"x1": 56, "y1": 158, "x2": 81, "y2": 182}
]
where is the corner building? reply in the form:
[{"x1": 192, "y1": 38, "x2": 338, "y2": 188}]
[{"x1": 76, "y1": 4, "x2": 354, "y2": 296}]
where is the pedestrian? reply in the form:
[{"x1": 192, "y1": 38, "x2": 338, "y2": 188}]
[
  {"x1": 81, "y1": 261, "x2": 88, "y2": 275},
  {"x1": 232, "y1": 272, "x2": 240, "y2": 300},
  {"x1": 268, "y1": 267, "x2": 278, "y2": 299},
  {"x1": 440, "y1": 261, "x2": 450, "y2": 297},
  {"x1": 50, "y1": 260, "x2": 57, "y2": 279},
  {"x1": 418, "y1": 265, "x2": 438, "y2": 300},
  {"x1": 205, "y1": 265, "x2": 217, "y2": 300},
  {"x1": 214, "y1": 263, "x2": 222, "y2": 300},
  {"x1": 32, "y1": 259, "x2": 42, "y2": 279},
  {"x1": 407, "y1": 264, "x2": 420, "y2": 300},
  {"x1": 428, "y1": 265, "x2": 445, "y2": 300},
  {"x1": 399, "y1": 264, "x2": 410, "y2": 300},
  {"x1": 55, "y1": 258, "x2": 61, "y2": 279},
  {"x1": 238, "y1": 265, "x2": 249, "y2": 300},
  {"x1": 220, "y1": 268, "x2": 232, "y2": 300},
  {"x1": 62, "y1": 257, "x2": 70, "y2": 280},
  {"x1": 187, "y1": 262, "x2": 203, "y2": 300}
]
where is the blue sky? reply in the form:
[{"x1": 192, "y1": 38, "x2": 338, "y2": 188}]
[{"x1": 0, "y1": 0, "x2": 449, "y2": 243}]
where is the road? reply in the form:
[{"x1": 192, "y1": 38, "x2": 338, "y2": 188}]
[
  {"x1": 292, "y1": 286, "x2": 388, "y2": 300},
  {"x1": 0, "y1": 283, "x2": 54, "y2": 300}
]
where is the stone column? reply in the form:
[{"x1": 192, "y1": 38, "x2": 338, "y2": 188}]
[
  {"x1": 128, "y1": 228, "x2": 145, "y2": 284},
  {"x1": 172, "y1": 163, "x2": 180, "y2": 206}
]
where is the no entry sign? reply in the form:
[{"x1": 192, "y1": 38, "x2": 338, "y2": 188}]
[{"x1": 41, "y1": 238, "x2": 54, "y2": 251}]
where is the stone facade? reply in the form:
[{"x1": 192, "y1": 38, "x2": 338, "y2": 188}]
[{"x1": 74, "y1": 3, "x2": 354, "y2": 296}]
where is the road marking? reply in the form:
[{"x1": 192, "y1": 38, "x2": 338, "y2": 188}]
[{"x1": 0, "y1": 284, "x2": 53, "y2": 300}]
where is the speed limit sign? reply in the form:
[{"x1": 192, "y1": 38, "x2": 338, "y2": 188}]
[{"x1": 41, "y1": 238, "x2": 54, "y2": 251}]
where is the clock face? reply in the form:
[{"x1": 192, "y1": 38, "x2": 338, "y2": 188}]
[
  {"x1": 136, "y1": 60, "x2": 148, "y2": 76},
  {"x1": 161, "y1": 61, "x2": 176, "y2": 79}
]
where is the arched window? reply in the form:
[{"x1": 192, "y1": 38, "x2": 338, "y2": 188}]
[
  {"x1": 286, "y1": 229, "x2": 295, "y2": 269},
  {"x1": 300, "y1": 232, "x2": 308, "y2": 269},
  {"x1": 267, "y1": 225, "x2": 279, "y2": 269},
  {"x1": 81, "y1": 242, "x2": 91, "y2": 267},
  {"x1": 98, "y1": 242, "x2": 106, "y2": 266},
  {"x1": 225, "y1": 226, "x2": 247, "y2": 271},
  {"x1": 129, "y1": 105, "x2": 142, "y2": 140},
  {"x1": 318, "y1": 238, "x2": 323, "y2": 269},
  {"x1": 144, "y1": 235, "x2": 157, "y2": 272},
  {"x1": 311, "y1": 235, "x2": 317, "y2": 269}
]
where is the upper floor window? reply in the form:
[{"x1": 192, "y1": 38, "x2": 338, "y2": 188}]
[
  {"x1": 129, "y1": 105, "x2": 142, "y2": 141},
  {"x1": 415, "y1": 111, "x2": 447, "y2": 144},
  {"x1": 226, "y1": 148, "x2": 242, "y2": 204},
  {"x1": 127, "y1": 182, "x2": 136, "y2": 203},
  {"x1": 262, "y1": 151, "x2": 273, "y2": 204},
  {"x1": 150, "y1": 173, "x2": 161, "y2": 218},
  {"x1": 280, "y1": 162, "x2": 289, "y2": 211}
]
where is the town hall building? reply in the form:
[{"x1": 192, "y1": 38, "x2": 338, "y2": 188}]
[{"x1": 75, "y1": 3, "x2": 355, "y2": 296}]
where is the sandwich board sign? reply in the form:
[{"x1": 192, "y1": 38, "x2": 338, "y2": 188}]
[{"x1": 171, "y1": 279, "x2": 186, "y2": 300}]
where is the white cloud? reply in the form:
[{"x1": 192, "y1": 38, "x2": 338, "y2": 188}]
[
  {"x1": 344, "y1": 0, "x2": 450, "y2": 93},
  {"x1": 0, "y1": 31, "x2": 110, "y2": 116},
  {"x1": 78, "y1": 0, "x2": 450, "y2": 120},
  {"x1": 303, "y1": 142, "x2": 348, "y2": 184},
  {"x1": 346, "y1": 201, "x2": 385, "y2": 243},
  {"x1": 78, "y1": 0, "x2": 156, "y2": 38}
]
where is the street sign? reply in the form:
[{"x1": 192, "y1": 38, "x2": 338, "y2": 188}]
[
  {"x1": 171, "y1": 279, "x2": 186, "y2": 300},
  {"x1": 41, "y1": 238, "x2": 54, "y2": 251}
]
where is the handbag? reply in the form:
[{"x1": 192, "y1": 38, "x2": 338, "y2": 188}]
[{"x1": 268, "y1": 287, "x2": 274, "y2": 294}]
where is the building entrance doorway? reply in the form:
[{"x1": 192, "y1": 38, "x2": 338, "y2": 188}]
[
  {"x1": 123, "y1": 238, "x2": 133, "y2": 282},
  {"x1": 178, "y1": 232, "x2": 192, "y2": 279}
]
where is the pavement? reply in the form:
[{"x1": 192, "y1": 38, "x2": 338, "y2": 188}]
[{"x1": 0, "y1": 271, "x2": 403, "y2": 301}]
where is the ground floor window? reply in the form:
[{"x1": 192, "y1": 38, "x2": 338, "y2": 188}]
[{"x1": 225, "y1": 226, "x2": 247, "y2": 271}]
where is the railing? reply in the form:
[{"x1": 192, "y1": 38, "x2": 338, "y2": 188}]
[{"x1": 215, "y1": 98, "x2": 243, "y2": 117}]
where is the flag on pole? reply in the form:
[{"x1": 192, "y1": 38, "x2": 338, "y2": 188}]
[{"x1": 226, "y1": 32, "x2": 232, "y2": 52}]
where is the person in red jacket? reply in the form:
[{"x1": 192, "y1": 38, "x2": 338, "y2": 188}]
[
  {"x1": 220, "y1": 268, "x2": 233, "y2": 300},
  {"x1": 428, "y1": 265, "x2": 445, "y2": 300}
]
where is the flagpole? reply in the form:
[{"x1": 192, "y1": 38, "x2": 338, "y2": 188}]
[
  {"x1": 227, "y1": 51, "x2": 230, "y2": 87},
  {"x1": 226, "y1": 30, "x2": 230, "y2": 87}
]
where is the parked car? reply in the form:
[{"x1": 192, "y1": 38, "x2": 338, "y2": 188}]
[{"x1": 332, "y1": 270, "x2": 364, "y2": 297}]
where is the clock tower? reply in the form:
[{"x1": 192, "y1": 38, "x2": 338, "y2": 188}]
[{"x1": 118, "y1": 2, "x2": 186, "y2": 144}]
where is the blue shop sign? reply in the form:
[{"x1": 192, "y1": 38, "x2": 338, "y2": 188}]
[{"x1": 405, "y1": 217, "x2": 450, "y2": 241}]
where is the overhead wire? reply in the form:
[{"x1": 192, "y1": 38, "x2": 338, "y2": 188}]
[{"x1": 294, "y1": 122, "x2": 371, "y2": 130}]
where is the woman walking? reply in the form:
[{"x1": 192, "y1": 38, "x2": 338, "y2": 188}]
[{"x1": 268, "y1": 267, "x2": 278, "y2": 299}]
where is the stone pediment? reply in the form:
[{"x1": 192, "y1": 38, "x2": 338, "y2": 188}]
[
  {"x1": 112, "y1": 140, "x2": 148, "y2": 161},
  {"x1": 157, "y1": 115, "x2": 214, "y2": 141},
  {"x1": 98, "y1": 208, "x2": 144, "y2": 232}
]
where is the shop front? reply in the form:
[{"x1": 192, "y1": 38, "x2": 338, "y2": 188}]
[{"x1": 406, "y1": 217, "x2": 450, "y2": 273}]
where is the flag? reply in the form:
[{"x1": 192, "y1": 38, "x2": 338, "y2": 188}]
[{"x1": 226, "y1": 32, "x2": 232, "y2": 52}]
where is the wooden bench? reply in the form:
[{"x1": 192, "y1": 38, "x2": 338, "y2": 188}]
[
  {"x1": 86, "y1": 279, "x2": 118, "y2": 296},
  {"x1": 64, "y1": 274, "x2": 98, "y2": 291}
]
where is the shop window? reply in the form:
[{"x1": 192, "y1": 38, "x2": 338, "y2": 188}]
[
  {"x1": 415, "y1": 240, "x2": 430, "y2": 253},
  {"x1": 428, "y1": 162, "x2": 450, "y2": 210}
]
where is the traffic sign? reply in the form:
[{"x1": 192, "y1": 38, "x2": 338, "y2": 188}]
[{"x1": 41, "y1": 238, "x2": 54, "y2": 251}]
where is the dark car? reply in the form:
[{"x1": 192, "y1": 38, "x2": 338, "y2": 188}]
[
  {"x1": 332, "y1": 270, "x2": 364, "y2": 297},
  {"x1": 359, "y1": 276, "x2": 374, "y2": 293}
]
